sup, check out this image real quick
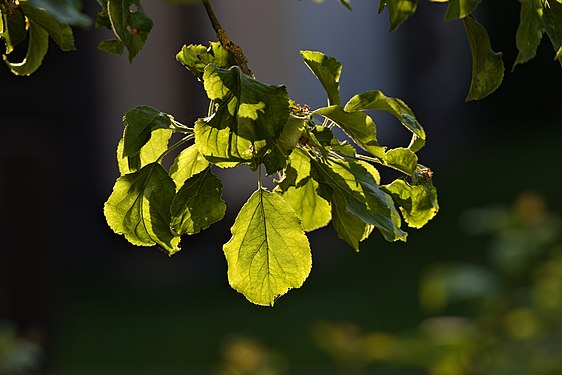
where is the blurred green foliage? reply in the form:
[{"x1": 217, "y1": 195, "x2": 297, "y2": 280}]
[
  {"x1": 0, "y1": 323, "x2": 41, "y2": 375},
  {"x1": 312, "y1": 193, "x2": 562, "y2": 375}
]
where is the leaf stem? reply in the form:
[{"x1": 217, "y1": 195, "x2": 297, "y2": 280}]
[
  {"x1": 201, "y1": 0, "x2": 253, "y2": 77},
  {"x1": 354, "y1": 153, "x2": 412, "y2": 175},
  {"x1": 157, "y1": 134, "x2": 194, "y2": 163},
  {"x1": 257, "y1": 164, "x2": 263, "y2": 189}
]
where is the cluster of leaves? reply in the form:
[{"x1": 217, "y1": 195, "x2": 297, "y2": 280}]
[
  {"x1": 313, "y1": 193, "x2": 562, "y2": 374},
  {"x1": 373, "y1": 0, "x2": 562, "y2": 100},
  {"x1": 103, "y1": 43, "x2": 439, "y2": 306}
]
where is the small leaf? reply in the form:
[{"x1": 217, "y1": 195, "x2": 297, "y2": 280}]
[
  {"x1": 223, "y1": 188, "x2": 312, "y2": 306},
  {"x1": 344, "y1": 90, "x2": 426, "y2": 151},
  {"x1": 104, "y1": 162, "x2": 181, "y2": 254},
  {"x1": 28, "y1": 0, "x2": 91, "y2": 27},
  {"x1": 117, "y1": 128, "x2": 172, "y2": 175},
  {"x1": 196, "y1": 65, "x2": 289, "y2": 168},
  {"x1": 463, "y1": 15, "x2": 505, "y2": 101},
  {"x1": 384, "y1": 179, "x2": 439, "y2": 228},
  {"x1": 170, "y1": 167, "x2": 226, "y2": 235},
  {"x1": 97, "y1": 39, "x2": 125, "y2": 55},
  {"x1": 338, "y1": 0, "x2": 352, "y2": 10},
  {"x1": 277, "y1": 148, "x2": 311, "y2": 192},
  {"x1": 107, "y1": 0, "x2": 153, "y2": 62},
  {"x1": 282, "y1": 177, "x2": 332, "y2": 232},
  {"x1": 386, "y1": 0, "x2": 418, "y2": 32},
  {"x1": 384, "y1": 147, "x2": 418, "y2": 175},
  {"x1": 3, "y1": 20, "x2": 49, "y2": 76},
  {"x1": 300, "y1": 50, "x2": 342, "y2": 106},
  {"x1": 543, "y1": 0, "x2": 562, "y2": 65},
  {"x1": 277, "y1": 115, "x2": 306, "y2": 154},
  {"x1": 20, "y1": 1, "x2": 76, "y2": 51},
  {"x1": 513, "y1": 0, "x2": 544, "y2": 70},
  {"x1": 122, "y1": 106, "x2": 173, "y2": 158},
  {"x1": 314, "y1": 105, "x2": 386, "y2": 159},
  {"x1": 169, "y1": 144, "x2": 209, "y2": 189},
  {"x1": 330, "y1": 192, "x2": 372, "y2": 251},
  {"x1": 445, "y1": 0, "x2": 482, "y2": 20},
  {"x1": 176, "y1": 42, "x2": 234, "y2": 79},
  {"x1": 1, "y1": 7, "x2": 27, "y2": 54}
]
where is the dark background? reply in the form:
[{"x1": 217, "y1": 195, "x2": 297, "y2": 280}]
[{"x1": 1, "y1": 1, "x2": 561, "y2": 374}]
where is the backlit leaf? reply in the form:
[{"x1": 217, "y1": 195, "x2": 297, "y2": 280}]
[
  {"x1": 384, "y1": 178, "x2": 439, "y2": 228},
  {"x1": 543, "y1": 0, "x2": 562, "y2": 65},
  {"x1": 170, "y1": 167, "x2": 226, "y2": 235},
  {"x1": 196, "y1": 65, "x2": 289, "y2": 168},
  {"x1": 344, "y1": 90, "x2": 426, "y2": 151},
  {"x1": 282, "y1": 177, "x2": 332, "y2": 232},
  {"x1": 445, "y1": 0, "x2": 482, "y2": 20},
  {"x1": 20, "y1": 1, "x2": 76, "y2": 51},
  {"x1": 117, "y1": 128, "x2": 172, "y2": 175},
  {"x1": 463, "y1": 15, "x2": 505, "y2": 101},
  {"x1": 176, "y1": 42, "x2": 234, "y2": 80},
  {"x1": 104, "y1": 162, "x2": 180, "y2": 254},
  {"x1": 301, "y1": 50, "x2": 342, "y2": 106},
  {"x1": 169, "y1": 144, "x2": 209, "y2": 189},
  {"x1": 1, "y1": 7, "x2": 26, "y2": 54},
  {"x1": 122, "y1": 106, "x2": 173, "y2": 159},
  {"x1": 513, "y1": 0, "x2": 544, "y2": 70},
  {"x1": 3, "y1": 20, "x2": 48, "y2": 76},
  {"x1": 386, "y1": 0, "x2": 418, "y2": 32},
  {"x1": 223, "y1": 188, "x2": 312, "y2": 306}
]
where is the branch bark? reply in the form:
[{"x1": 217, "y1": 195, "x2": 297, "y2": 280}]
[{"x1": 202, "y1": 0, "x2": 253, "y2": 77}]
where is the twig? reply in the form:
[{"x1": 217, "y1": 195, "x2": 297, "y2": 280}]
[{"x1": 201, "y1": 0, "x2": 253, "y2": 77}]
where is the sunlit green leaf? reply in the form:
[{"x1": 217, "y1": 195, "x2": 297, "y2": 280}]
[
  {"x1": 1, "y1": 7, "x2": 27, "y2": 54},
  {"x1": 196, "y1": 65, "x2": 289, "y2": 168},
  {"x1": 223, "y1": 188, "x2": 312, "y2": 306},
  {"x1": 169, "y1": 144, "x2": 209, "y2": 189},
  {"x1": 282, "y1": 177, "x2": 332, "y2": 232},
  {"x1": 104, "y1": 162, "x2": 180, "y2": 254},
  {"x1": 386, "y1": 0, "x2": 418, "y2": 32},
  {"x1": 28, "y1": 0, "x2": 91, "y2": 27},
  {"x1": 463, "y1": 15, "x2": 505, "y2": 101},
  {"x1": 176, "y1": 42, "x2": 234, "y2": 80},
  {"x1": 513, "y1": 0, "x2": 544, "y2": 70},
  {"x1": 122, "y1": 106, "x2": 173, "y2": 159},
  {"x1": 117, "y1": 128, "x2": 172, "y2": 175},
  {"x1": 301, "y1": 50, "x2": 342, "y2": 106},
  {"x1": 384, "y1": 147, "x2": 418, "y2": 175},
  {"x1": 311, "y1": 126, "x2": 357, "y2": 156},
  {"x1": 314, "y1": 105, "x2": 386, "y2": 159},
  {"x1": 170, "y1": 167, "x2": 226, "y2": 235},
  {"x1": 20, "y1": 1, "x2": 76, "y2": 51},
  {"x1": 344, "y1": 90, "x2": 426, "y2": 151},
  {"x1": 384, "y1": 178, "x2": 439, "y2": 228},
  {"x1": 278, "y1": 115, "x2": 306, "y2": 154},
  {"x1": 277, "y1": 148, "x2": 311, "y2": 192},
  {"x1": 311, "y1": 158, "x2": 407, "y2": 244},
  {"x1": 330, "y1": 192, "x2": 372, "y2": 251},
  {"x1": 445, "y1": 0, "x2": 482, "y2": 20},
  {"x1": 543, "y1": 0, "x2": 562, "y2": 65},
  {"x1": 3, "y1": 20, "x2": 48, "y2": 76},
  {"x1": 106, "y1": 0, "x2": 153, "y2": 62}
]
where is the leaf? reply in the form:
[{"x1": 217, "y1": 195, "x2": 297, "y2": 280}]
[
  {"x1": 384, "y1": 179, "x2": 439, "y2": 228},
  {"x1": 97, "y1": 39, "x2": 125, "y2": 55},
  {"x1": 277, "y1": 115, "x2": 306, "y2": 154},
  {"x1": 3, "y1": 20, "x2": 49, "y2": 76},
  {"x1": 314, "y1": 105, "x2": 386, "y2": 159},
  {"x1": 300, "y1": 50, "x2": 342, "y2": 106},
  {"x1": 104, "y1": 162, "x2": 181, "y2": 254},
  {"x1": 223, "y1": 188, "x2": 312, "y2": 306},
  {"x1": 384, "y1": 147, "x2": 418, "y2": 175},
  {"x1": 195, "y1": 65, "x2": 289, "y2": 168},
  {"x1": 339, "y1": 0, "x2": 352, "y2": 9},
  {"x1": 170, "y1": 167, "x2": 226, "y2": 235},
  {"x1": 463, "y1": 15, "x2": 505, "y2": 101},
  {"x1": 310, "y1": 126, "x2": 357, "y2": 156},
  {"x1": 1, "y1": 7, "x2": 27, "y2": 54},
  {"x1": 169, "y1": 144, "x2": 209, "y2": 189},
  {"x1": 386, "y1": 0, "x2": 418, "y2": 32},
  {"x1": 176, "y1": 42, "x2": 234, "y2": 80},
  {"x1": 106, "y1": 0, "x2": 153, "y2": 62},
  {"x1": 20, "y1": 1, "x2": 76, "y2": 51},
  {"x1": 28, "y1": 0, "x2": 91, "y2": 27},
  {"x1": 282, "y1": 177, "x2": 332, "y2": 232},
  {"x1": 277, "y1": 148, "x2": 311, "y2": 192},
  {"x1": 513, "y1": 0, "x2": 544, "y2": 70},
  {"x1": 330, "y1": 192, "x2": 373, "y2": 251},
  {"x1": 311, "y1": 158, "x2": 407, "y2": 244},
  {"x1": 543, "y1": 0, "x2": 562, "y2": 65},
  {"x1": 344, "y1": 90, "x2": 426, "y2": 152},
  {"x1": 445, "y1": 0, "x2": 482, "y2": 20},
  {"x1": 117, "y1": 128, "x2": 172, "y2": 175},
  {"x1": 122, "y1": 106, "x2": 173, "y2": 159}
]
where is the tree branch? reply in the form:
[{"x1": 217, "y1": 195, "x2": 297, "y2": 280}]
[{"x1": 201, "y1": 0, "x2": 253, "y2": 77}]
